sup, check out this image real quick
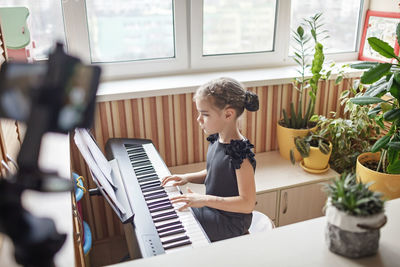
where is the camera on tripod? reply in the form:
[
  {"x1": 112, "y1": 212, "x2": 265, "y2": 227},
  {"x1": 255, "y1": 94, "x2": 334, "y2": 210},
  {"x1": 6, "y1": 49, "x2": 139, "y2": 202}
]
[{"x1": 0, "y1": 43, "x2": 101, "y2": 267}]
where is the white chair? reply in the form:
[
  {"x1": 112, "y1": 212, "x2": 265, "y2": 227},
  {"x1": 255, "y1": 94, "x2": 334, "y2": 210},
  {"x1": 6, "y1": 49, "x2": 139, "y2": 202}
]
[{"x1": 248, "y1": 211, "x2": 275, "y2": 234}]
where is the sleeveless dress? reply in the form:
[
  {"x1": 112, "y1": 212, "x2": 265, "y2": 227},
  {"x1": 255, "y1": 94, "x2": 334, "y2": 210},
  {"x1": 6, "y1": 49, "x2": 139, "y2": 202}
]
[{"x1": 192, "y1": 133, "x2": 256, "y2": 242}]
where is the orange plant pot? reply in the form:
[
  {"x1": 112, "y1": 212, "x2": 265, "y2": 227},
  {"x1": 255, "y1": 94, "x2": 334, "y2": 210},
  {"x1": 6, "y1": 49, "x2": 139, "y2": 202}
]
[
  {"x1": 276, "y1": 122, "x2": 316, "y2": 161},
  {"x1": 356, "y1": 152, "x2": 400, "y2": 200},
  {"x1": 303, "y1": 142, "x2": 332, "y2": 170}
]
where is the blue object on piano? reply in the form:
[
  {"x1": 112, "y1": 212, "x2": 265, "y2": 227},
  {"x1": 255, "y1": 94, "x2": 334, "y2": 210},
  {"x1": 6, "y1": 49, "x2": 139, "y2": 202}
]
[
  {"x1": 83, "y1": 221, "x2": 92, "y2": 255},
  {"x1": 72, "y1": 172, "x2": 92, "y2": 256}
]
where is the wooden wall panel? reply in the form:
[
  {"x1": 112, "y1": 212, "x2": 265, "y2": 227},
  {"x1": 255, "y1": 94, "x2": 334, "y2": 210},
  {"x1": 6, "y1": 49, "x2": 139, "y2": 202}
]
[{"x1": 69, "y1": 79, "x2": 352, "y2": 242}]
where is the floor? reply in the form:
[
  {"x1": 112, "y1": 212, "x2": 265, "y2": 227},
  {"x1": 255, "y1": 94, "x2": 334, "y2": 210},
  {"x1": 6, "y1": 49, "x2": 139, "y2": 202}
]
[{"x1": 89, "y1": 235, "x2": 130, "y2": 267}]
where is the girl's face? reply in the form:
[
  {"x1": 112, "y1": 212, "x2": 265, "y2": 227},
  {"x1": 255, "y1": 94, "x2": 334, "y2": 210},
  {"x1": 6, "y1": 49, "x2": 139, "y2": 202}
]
[{"x1": 195, "y1": 97, "x2": 225, "y2": 135}]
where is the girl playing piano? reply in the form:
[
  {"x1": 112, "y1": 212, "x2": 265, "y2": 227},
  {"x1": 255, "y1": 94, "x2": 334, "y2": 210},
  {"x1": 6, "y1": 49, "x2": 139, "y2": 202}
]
[{"x1": 162, "y1": 77, "x2": 259, "y2": 242}]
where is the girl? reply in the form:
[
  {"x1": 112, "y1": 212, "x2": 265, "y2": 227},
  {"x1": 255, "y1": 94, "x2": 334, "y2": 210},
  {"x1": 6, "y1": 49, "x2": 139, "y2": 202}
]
[{"x1": 161, "y1": 77, "x2": 259, "y2": 242}]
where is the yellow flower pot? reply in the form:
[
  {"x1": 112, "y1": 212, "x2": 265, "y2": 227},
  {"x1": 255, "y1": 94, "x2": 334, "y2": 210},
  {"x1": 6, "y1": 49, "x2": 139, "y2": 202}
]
[
  {"x1": 276, "y1": 122, "x2": 316, "y2": 161},
  {"x1": 356, "y1": 152, "x2": 400, "y2": 200},
  {"x1": 303, "y1": 142, "x2": 332, "y2": 170}
]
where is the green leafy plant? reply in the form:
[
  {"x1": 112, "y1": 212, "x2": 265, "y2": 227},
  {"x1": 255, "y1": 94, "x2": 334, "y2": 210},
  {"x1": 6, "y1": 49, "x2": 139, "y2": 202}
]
[
  {"x1": 350, "y1": 23, "x2": 400, "y2": 174},
  {"x1": 315, "y1": 89, "x2": 379, "y2": 173},
  {"x1": 324, "y1": 173, "x2": 384, "y2": 216},
  {"x1": 293, "y1": 132, "x2": 330, "y2": 159},
  {"x1": 281, "y1": 13, "x2": 327, "y2": 129}
]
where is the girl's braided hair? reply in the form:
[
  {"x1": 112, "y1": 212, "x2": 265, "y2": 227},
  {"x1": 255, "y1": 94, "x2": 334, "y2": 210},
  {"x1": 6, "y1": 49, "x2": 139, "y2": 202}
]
[{"x1": 194, "y1": 77, "x2": 259, "y2": 117}]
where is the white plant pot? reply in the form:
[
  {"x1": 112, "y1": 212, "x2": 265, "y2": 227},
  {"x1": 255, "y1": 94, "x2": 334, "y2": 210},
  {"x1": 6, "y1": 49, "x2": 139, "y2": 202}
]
[{"x1": 325, "y1": 201, "x2": 386, "y2": 258}]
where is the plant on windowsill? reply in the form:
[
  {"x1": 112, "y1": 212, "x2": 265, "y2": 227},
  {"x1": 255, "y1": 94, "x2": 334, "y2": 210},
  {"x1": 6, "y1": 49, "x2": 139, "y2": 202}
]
[
  {"x1": 292, "y1": 131, "x2": 332, "y2": 173},
  {"x1": 324, "y1": 173, "x2": 386, "y2": 258},
  {"x1": 314, "y1": 88, "x2": 379, "y2": 174},
  {"x1": 277, "y1": 13, "x2": 331, "y2": 162},
  {"x1": 349, "y1": 22, "x2": 400, "y2": 199}
]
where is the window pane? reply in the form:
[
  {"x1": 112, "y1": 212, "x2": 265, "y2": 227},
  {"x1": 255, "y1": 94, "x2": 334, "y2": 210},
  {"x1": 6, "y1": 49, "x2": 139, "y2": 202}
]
[
  {"x1": 86, "y1": 0, "x2": 175, "y2": 63},
  {"x1": 290, "y1": 0, "x2": 362, "y2": 54},
  {"x1": 1, "y1": 0, "x2": 66, "y2": 60},
  {"x1": 203, "y1": 0, "x2": 277, "y2": 56}
]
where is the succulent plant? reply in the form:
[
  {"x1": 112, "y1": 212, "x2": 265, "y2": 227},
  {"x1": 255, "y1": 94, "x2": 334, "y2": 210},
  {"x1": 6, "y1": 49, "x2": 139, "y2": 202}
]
[{"x1": 324, "y1": 173, "x2": 385, "y2": 216}]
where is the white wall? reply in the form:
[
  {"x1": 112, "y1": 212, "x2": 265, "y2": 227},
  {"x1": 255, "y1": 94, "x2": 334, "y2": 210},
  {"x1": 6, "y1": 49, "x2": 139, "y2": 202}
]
[{"x1": 369, "y1": 0, "x2": 400, "y2": 12}]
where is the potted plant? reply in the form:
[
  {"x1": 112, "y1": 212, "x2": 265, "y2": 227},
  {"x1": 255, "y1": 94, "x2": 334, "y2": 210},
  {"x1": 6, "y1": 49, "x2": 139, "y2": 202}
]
[
  {"x1": 292, "y1": 132, "x2": 332, "y2": 173},
  {"x1": 315, "y1": 88, "x2": 379, "y2": 174},
  {"x1": 349, "y1": 23, "x2": 400, "y2": 199},
  {"x1": 324, "y1": 173, "x2": 386, "y2": 258},
  {"x1": 277, "y1": 13, "x2": 327, "y2": 162}
]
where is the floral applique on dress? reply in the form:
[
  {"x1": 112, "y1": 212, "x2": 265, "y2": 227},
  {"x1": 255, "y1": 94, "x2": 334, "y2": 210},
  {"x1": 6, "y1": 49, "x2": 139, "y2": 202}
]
[{"x1": 207, "y1": 134, "x2": 256, "y2": 170}]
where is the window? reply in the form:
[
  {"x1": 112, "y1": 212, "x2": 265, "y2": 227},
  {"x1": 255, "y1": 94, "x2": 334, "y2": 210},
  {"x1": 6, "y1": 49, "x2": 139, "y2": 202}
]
[
  {"x1": 202, "y1": 0, "x2": 277, "y2": 56},
  {"x1": 290, "y1": 0, "x2": 363, "y2": 54},
  {"x1": 1, "y1": 0, "x2": 367, "y2": 79},
  {"x1": 191, "y1": 0, "x2": 286, "y2": 70},
  {"x1": 85, "y1": 0, "x2": 175, "y2": 63},
  {"x1": 1, "y1": 0, "x2": 66, "y2": 60}
]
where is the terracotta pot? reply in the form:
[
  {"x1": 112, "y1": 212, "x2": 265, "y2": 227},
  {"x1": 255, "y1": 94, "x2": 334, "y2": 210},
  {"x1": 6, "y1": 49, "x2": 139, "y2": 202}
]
[
  {"x1": 356, "y1": 152, "x2": 400, "y2": 200},
  {"x1": 276, "y1": 121, "x2": 316, "y2": 161},
  {"x1": 303, "y1": 142, "x2": 332, "y2": 170}
]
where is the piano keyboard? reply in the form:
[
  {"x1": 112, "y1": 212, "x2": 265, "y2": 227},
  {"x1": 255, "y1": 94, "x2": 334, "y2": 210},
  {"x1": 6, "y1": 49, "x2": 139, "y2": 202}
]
[{"x1": 106, "y1": 138, "x2": 209, "y2": 258}]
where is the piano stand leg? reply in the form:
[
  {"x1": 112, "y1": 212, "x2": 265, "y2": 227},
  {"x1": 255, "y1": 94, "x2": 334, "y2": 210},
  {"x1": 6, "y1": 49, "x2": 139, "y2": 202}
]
[{"x1": 123, "y1": 224, "x2": 141, "y2": 260}]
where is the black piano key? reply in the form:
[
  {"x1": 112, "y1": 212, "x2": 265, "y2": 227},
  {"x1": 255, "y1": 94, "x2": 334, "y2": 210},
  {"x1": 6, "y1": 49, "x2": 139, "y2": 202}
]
[
  {"x1": 158, "y1": 229, "x2": 186, "y2": 238},
  {"x1": 143, "y1": 190, "x2": 166, "y2": 198},
  {"x1": 144, "y1": 193, "x2": 168, "y2": 201},
  {"x1": 132, "y1": 161, "x2": 153, "y2": 168},
  {"x1": 157, "y1": 224, "x2": 184, "y2": 234},
  {"x1": 137, "y1": 176, "x2": 159, "y2": 182},
  {"x1": 163, "y1": 240, "x2": 192, "y2": 250},
  {"x1": 140, "y1": 181, "x2": 161, "y2": 189},
  {"x1": 136, "y1": 173, "x2": 158, "y2": 179},
  {"x1": 132, "y1": 162, "x2": 153, "y2": 168},
  {"x1": 152, "y1": 210, "x2": 176, "y2": 219},
  {"x1": 133, "y1": 163, "x2": 153, "y2": 169},
  {"x1": 133, "y1": 166, "x2": 155, "y2": 174},
  {"x1": 136, "y1": 170, "x2": 156, "y2": 176},
  {"x1": 162, "y1": 235, "x2": 190, "y2": 245},
  {"x1": 149, "y1": 205, "x2": 173, "y2": 213},
  {"x1": 153, "y1": 214, "x2": 179, "y2": 223},
  {"x1": 142, "y1": 186, "x2": 163, "y2": 193},
  {"x1": 147, "y1": 198, "x2": 172, "y2": 208},
  {"x1": 148, "y1": 201, "x2": 172, "y2": 209},
  {"x1": 156, "y1": 220, "x2": 182, "y2": 230},
  {"x1": 130, "y1": 158, "x2": 150, "y2": 164},
  {"x1": 138, "y1": 178, "x2": 160, "y2": 184}
]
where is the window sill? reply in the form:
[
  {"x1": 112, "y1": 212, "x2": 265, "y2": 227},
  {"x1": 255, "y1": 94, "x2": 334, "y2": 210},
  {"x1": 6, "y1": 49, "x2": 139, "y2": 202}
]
[{"x1": 96, "y1": 62, "x2": 363, "y2": 102}]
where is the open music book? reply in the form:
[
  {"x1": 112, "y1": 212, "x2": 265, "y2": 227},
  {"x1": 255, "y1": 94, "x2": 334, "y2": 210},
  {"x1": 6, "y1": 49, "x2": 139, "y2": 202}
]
[{"x1": 74, "y1": 128, "x2": 133, "y2": 222}]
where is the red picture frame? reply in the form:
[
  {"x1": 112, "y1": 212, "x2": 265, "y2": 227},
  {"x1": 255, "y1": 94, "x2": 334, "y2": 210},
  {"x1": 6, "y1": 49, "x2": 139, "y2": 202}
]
[{"x1": 358, "y1": 10, "x2": 400, "y2": 62}]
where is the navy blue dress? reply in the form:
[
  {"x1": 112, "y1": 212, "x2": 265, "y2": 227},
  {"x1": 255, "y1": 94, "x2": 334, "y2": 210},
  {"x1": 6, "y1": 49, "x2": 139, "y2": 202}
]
[{"x1": 192, "y1": 134, "x2": 256, "y2": 242}]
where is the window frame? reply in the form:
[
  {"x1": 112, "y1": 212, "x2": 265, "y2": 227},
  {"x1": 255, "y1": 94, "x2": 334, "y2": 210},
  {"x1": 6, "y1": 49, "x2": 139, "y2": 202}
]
[
  {"x1": 190, "y1": 0, "x2": 290, "y2": 70},
  {"x1": 62, "y1": 0, "x2": 189, "y2": 80},
  {"x1": 60, "y1": 0, "x2": 369, "y2": 81}
]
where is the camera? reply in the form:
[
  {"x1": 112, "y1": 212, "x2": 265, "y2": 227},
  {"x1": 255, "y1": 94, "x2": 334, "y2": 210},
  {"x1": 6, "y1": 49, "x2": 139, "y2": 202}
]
[{"x1": 0, "y1": 43, "x2": 101, "y2": 267}]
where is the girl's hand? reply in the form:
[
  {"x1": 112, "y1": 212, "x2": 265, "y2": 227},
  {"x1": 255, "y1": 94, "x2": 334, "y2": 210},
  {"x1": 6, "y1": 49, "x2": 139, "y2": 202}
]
[
  {"x1": 161, "y1": 174, "x2": 188, "y2": 187},
  {"x1": 170, "y1": 188, "x2": 208, "y2": 211}
]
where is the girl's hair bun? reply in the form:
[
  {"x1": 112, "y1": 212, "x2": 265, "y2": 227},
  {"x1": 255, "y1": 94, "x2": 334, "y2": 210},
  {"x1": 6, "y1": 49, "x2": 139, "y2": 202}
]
[{"x1": 244, "y1": 91, "x2": 259, "y2": 112}]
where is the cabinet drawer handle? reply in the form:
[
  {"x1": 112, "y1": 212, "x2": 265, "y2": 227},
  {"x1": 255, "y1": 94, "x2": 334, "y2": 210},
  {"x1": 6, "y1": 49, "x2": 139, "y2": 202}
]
[{"x1": 282, "y1": 192, "x2": 288, "y2": 214}]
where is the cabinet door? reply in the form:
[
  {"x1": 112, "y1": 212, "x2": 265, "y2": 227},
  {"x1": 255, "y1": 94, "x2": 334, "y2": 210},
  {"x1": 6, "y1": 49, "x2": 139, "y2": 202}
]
[
  {"x1": 278, "y1": 182, "x2": 327, "y2": 226},
  {"x1": 255, "y1": 191, "x2": 277, "y2": 221}
]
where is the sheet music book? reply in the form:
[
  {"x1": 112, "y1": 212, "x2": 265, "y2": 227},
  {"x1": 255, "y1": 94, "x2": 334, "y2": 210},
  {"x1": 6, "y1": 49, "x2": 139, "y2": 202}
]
[{"x1": 74, "y1": 128, "x2": 126, "y2": 215}]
